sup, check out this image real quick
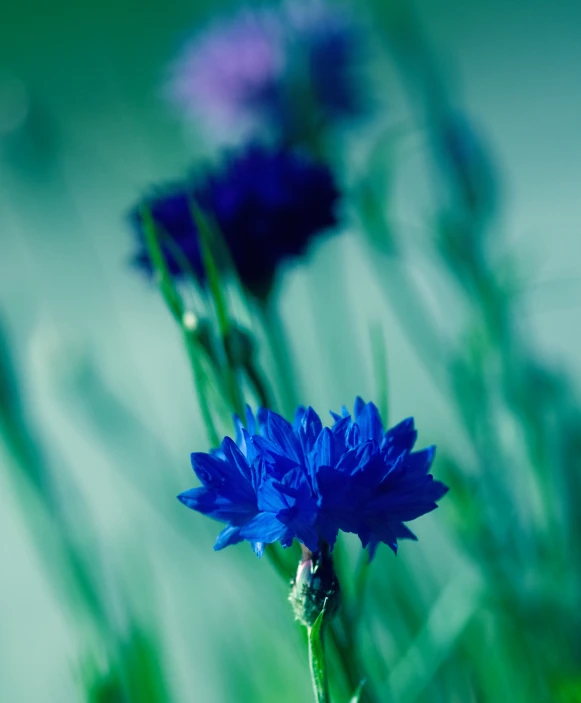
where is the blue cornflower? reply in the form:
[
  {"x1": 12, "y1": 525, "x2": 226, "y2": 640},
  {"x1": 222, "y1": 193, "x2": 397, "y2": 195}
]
[
  {"x1": 316, "y1": 399, "x2": 447, "y2": 558},
  {"x1": 178, "y1": 398, "x2": 447, "y2": 558},
  {"x1": 167, "y1": 2, "x2": 365, "y2": 143},
  {"x1": 130, "y1": 143, "x2": 340, "y2": 298}
]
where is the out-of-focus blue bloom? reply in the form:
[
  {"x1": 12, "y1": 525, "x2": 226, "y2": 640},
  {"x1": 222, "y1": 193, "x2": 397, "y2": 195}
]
[
  {"x1": 167, "y1": 2, "x2": 364, "y2": 143},
  {"x1": 284, "y1": 0, "x2": 364, "y2": 121},
  {"x1": 196, "y1": 143, "x2": 340, "y2": 296},
  {"x1": 130, "y1": 185, "x2": 205, "y2": 279},
  {"x1": 130, "y1": 143, "x2": 340, "y2": 298},
  {"x1": 178, "y1": 398, "x2": 447, "y2": 558}
]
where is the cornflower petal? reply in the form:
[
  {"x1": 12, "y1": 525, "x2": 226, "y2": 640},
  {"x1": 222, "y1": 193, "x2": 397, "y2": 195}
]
[
  {"x1": 190, "y1": 452, "x2": 230, "y2": 488},
  {"x1": 252, "y1": 541, "x2": 265, "y2": 557},
  {"x1": 381, "y1": 417, "x2": 417, "y2": 455},
  {"x1": 355, "y1": 400, "x2": 384, "y2": 443},
  {"x1": 239, "y1": 513, "x2": 290, "y2": 544},
  {"x1": 264, "y1": 411, "x2": 304, "y2": 464},
  {"x1": 293, "y1": 405, "x2": 307, "y2": 431},
  {"x1": 296, "y1": 406, "x2": 324, "y2": 455},
  {"x1": 177, "y1": 488, "x2": 254, "y2": 523},
  {"x1": 215, "y1": 525, "x2": 245, "y2": 551}
]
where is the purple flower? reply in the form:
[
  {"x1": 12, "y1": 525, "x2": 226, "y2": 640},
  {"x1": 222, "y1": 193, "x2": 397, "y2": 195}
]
[
  {"x1": 168, "y1": 10, "x2": 284, "y2": 139},
  {"x1": 167, "y1": 2, "x2": 365, "y2": 142}
]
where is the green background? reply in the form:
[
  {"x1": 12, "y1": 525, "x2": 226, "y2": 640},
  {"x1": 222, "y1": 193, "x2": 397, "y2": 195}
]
[{"x1": 1, "y1": 0, "x2": 580, "y2": 700}]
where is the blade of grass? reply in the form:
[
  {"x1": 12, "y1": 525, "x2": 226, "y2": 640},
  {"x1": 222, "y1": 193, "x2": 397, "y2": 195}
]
[
  {"x1": 308, "y1": 608, "x2": 331, "y2": 703},
  {"x1": 140, "y1": 206, "x2": 220, "y2": 446},
  {"x1": 191, "y1": 202, "x2": 245, "y2": 418}
]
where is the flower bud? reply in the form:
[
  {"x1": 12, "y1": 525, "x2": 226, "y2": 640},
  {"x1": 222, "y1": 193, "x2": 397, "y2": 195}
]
[{"x1": 289, "y1": 545, "x2": 340, "y2": 628}]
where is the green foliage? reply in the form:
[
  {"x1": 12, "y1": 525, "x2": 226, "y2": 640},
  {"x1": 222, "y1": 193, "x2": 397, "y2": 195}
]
[
  {"x1": 1, "y1": 0, "x2": 579, "y2": 701},
  {"x1": 348, "y1": 681, "x2": 365, "y2": 703},
  {"x1": 84, "y1": 628, "x2": 171, "y2": 703},
  {"x1": 308, "y1": 609, "x2": 330, "y2": 703}
]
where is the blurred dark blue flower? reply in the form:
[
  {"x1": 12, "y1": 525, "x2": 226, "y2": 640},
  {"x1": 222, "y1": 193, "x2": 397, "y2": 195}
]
[
  {"x1": 178, "y1": 398, "x2": 447, "y2": 558},
  {"x1": 130, "y1": 143, "x2": 340, "y2": 298},
  {"x1": 167, "y1": 2, "x2": 365, "y2": 143},
  {"x1": 284, "y1": 1, "x2": 364, "y2": 123},
  {"x1": 130, "y1": 185, "x2": 205, "y2": 280}
]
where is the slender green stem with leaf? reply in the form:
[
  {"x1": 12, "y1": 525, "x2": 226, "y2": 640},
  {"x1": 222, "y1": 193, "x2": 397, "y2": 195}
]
[
  {"x1": 255, "y1": 295, "x2": 298, "y2": 418},
  {"x1": 192, "y1": 203, "x2": 245, "y2": 419},
  {"x1": 308, "y1": 610, "x2": 330, "y2": 703}
]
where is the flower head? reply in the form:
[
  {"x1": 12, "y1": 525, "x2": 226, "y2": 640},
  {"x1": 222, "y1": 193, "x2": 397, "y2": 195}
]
[
  {"x1": 178, "y1": 398, "x2": 448, "y2": 559},
  {"x1": 167, "y1": 2, "x2": 365, "y2": 143},
  {"x1": 168, "y1": 10, "x2": 284, "y2": 140},
  {"x1": 130, "y1": 185, "x2": 205, "y2": 279},
  {"x1": 130, "y1": 143, "x2": 340, "y2": 298},
  {"x1": 284, "y1": 0, "x2": 364, "y2": 121}
]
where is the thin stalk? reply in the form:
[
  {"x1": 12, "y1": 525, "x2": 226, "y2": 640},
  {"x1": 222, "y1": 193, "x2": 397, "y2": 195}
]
[
  {"x1": 141, "y1": 206, "x2": 220, "y2": 445},
  {"x1": 243, "y1": 356, "x2": 274, "y2": 409},
  {"x1": 192, "y1": 203, "x2": 245, "y2": 418},
  {"x1": 255, "y1": 294, "x2": 298, "y2": 418},
  {"x1": 352, "y1": 551, "x2": 372, "y2": 624},
  {"x1": 0, "y1": 325, "x2": 115, "y2": 644},
  {"x1": 183, "y1": 329, "x2": 220, "y2": 448},
  {"x1": 308, "y1": 610, "x2": 331, "y2": 703},
  {"x1": 326, "y1": 540, "x2": 379, "y2": 702},
  {"x1": 365, "y1": 245, "x2": 446, "y2": 390},
  {"x1": 329, "y1": 615, "x2": 383, "y2": 703},
  {"x1": 304, "y1": 243, "x2": 367, "y2": 404}
]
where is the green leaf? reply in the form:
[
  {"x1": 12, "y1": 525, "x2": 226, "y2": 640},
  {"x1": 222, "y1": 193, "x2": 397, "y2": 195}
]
[
  {"x1": 388, "y1": 568, "x2": 481, "y2": 703},
  {"x1": 82, "y1": 625, "x2": 173, "y2": 703},
  {"x1": 191, "y1": 203, "x2": 229, "y2": 339},
  {"x1": 140, "y1": 206, "x2": 221, "y2": 445},
  {"x1": 308, "y1": 607, "x2": 330, "y2": 703},
  {"x1": 191, "y1": 202, "x2": 245, "y2": 418},
  {"x1": 348, "y1": 680, "x2": 365, "y2": 703},
  {"x1": 140, "y1": 206, "x2": 184, "y2": 321}
]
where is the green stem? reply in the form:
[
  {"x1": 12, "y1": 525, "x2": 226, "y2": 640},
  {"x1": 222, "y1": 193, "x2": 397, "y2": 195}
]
[
  {"x1": 352, "y1": 551, "x2": 372, "y2": 624},
  {"x1": 141, "y1": 207, "x2": 220, "y2": 446},
  {"x1": 192, "y1": 203, "x2": 245, "y2": 418},
  {"x1": 255, "y1": 294, "x2": 298, "y2": 418},
  {"x1": 183, "y1": 329, "x2": 220, "y2": 448},
  {"x1": 328, "y1": 619, "x2": 382, "y2": 703},
  {"x1": 243, "y1": 357, "x2": 274, "y2": 409},
  {"x1": 308, "y1": 610, "x2": 331, "y2": 703}
]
